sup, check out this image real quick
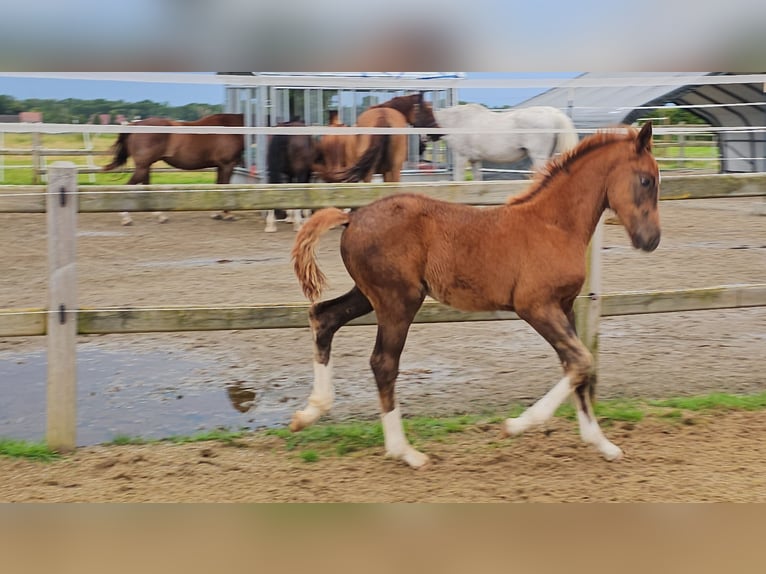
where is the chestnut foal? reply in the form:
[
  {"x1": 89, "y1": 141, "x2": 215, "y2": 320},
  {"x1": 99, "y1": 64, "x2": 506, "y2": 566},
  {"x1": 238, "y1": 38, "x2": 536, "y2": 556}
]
[{"x1": 291, "y1": 122, "x2": 660, "y2": 468}]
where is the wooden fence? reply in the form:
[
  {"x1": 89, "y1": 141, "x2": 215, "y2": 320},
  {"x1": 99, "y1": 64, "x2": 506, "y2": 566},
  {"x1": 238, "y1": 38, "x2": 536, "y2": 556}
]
[{"x1": 1, "y1": 163, "x2": 766, "y2": 450}]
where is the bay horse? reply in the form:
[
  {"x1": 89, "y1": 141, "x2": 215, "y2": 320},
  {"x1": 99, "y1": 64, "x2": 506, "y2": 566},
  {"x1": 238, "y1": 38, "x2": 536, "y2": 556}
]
[
  {"x1": 434, "y1": 103, "x2": 579, "y2": 180},
  {"x1": 290, "y1": 122, "x2": 660, "y2": 469},
  {"x1": 315, "y1": 93, "x2": 440, "y2": 183},
  {"x1": 264, "y1": 119, "x2": 317, "y2": 232},
  {"x1": 103, "y1": 113, "x2": 244, "y2": 224}
]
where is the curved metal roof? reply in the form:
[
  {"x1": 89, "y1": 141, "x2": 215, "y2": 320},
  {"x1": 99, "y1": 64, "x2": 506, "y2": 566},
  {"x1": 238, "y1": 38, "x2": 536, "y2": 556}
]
[{"x1": 518, "y1": 72, "x2": 766, "y2": 172}]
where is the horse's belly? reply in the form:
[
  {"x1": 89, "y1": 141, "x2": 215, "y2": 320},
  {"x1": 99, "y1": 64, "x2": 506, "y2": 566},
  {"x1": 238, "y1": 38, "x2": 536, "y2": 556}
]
[{"x1": 427, "y1": 278, "x2": 510, "y2": 313}]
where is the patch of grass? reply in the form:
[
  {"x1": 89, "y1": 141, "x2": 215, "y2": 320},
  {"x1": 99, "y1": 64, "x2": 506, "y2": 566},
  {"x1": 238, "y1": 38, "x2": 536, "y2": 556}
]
[
  {"x1": 267, "y1": 422, "x2": 384, "y2": 456},
  {"x1": 0, "y1": 132, "x2": 219, "y2": 186},
  {"x1": 6, "y1": 392, "x2": 763, "y2": 462},
  {"x1": 0, "y1": 439, "x2": 59, "y2": 461},
  {"x1": 649, "y1": 392, "x2": 766, "y2": 412},
  {"x1": 266, "y1": 392, "x2": 766, "y2": 459},
  {"x1": 166, "y1": 429, "x2": 246, "y2": 445},
  {"x1": 300, "y1": 450, "x2": 319, "y2": 463},
  {"x1": 106, "y1": 428, "x2": 246, "y2": 447},
  {"x1": 109, "y1": 435, "x2": 148, "y2": 446},
  {"x1": 554, "y1": 400, "x2": 643, "y2": 423}
]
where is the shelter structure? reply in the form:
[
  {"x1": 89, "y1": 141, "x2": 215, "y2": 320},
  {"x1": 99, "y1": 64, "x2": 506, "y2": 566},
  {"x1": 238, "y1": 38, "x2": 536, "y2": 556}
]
[
  {"x1": 518, "y1": 72, "x2": 766, "y2": 173},
  {"x1": 220, "y1": 72, "x2": 462, "y2": 180}
]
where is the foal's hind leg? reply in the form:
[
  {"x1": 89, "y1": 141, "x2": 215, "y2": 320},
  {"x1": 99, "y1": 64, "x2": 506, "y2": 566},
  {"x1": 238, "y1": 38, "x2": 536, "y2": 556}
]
[
  {"x1": 290, "y1": 287, "x2": 373, "y2": 431},
  {"x1": 370, "y1": 293, "x2": 428, "y2": 469},
  {"x1": 504, "y1": 305, "x2": 622, "y2": 461}
]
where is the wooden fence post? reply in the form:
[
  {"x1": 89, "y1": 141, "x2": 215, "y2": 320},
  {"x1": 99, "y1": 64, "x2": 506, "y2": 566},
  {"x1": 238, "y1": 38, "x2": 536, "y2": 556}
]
[
  {"x1": 46, "y1": 162, "x2": 78, "y2": 451},
  {"x1": 576, "y1": 215, "x2": 604, "y2": 382},
  {"x1": 32, "y1": 132, "x2": 42, "y2": 185}
]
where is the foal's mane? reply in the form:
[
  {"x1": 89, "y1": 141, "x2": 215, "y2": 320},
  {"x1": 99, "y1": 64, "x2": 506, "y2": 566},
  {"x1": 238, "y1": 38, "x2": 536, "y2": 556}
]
[{"x1": 508, "y1": 126, "x2": 639, "y2": 206}]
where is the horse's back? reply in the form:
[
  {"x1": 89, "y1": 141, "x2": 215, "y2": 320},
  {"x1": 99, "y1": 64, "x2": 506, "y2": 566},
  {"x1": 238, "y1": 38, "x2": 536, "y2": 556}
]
[
  {"x1": 341, "y1": 193, "x2": 512, "y2": 311},
  {"x1": 343, "y1": 194, "x2": 490, "y2": 257},
  {"x1": 318, "y1": 132, "x2": 356, "y2": 172}
]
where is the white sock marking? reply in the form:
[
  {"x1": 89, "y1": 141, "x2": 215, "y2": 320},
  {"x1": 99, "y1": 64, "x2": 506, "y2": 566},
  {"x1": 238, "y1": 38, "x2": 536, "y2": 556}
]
[
  {"x1": 293, "y1": 360, "x2": 333, "y2": 428},
  {"x1": 576, "y1": 408, "x2": 623, "y2": 461},
  {"x1": 382, "y1": 407, "x2": 429, "y2": 468},
  {"x1": 505, "y1": 376, "x2": 573, "y2": 435}
]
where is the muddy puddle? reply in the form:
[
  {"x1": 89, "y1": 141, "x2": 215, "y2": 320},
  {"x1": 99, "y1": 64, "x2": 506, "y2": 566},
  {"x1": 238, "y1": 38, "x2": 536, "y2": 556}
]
[{"x1": 0, "y1": 346, "x2": 290, "y2": 446}]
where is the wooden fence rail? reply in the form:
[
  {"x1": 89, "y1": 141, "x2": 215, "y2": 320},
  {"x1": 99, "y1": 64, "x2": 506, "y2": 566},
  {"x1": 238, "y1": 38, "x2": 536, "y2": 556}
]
[
  {"x1": 2, "y1": 284, "x2": 765, "y2": 338},
  {"x1": 2, "y1": 172, "x2": 766, "y2": 214},
  {"x1": 1, "y1": 164, "x2": 765, "y2": 450}
]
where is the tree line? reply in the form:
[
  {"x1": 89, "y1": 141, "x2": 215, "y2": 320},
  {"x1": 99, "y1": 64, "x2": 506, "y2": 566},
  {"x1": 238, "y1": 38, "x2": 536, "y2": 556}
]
[{"x1": 0, "y1": 94, "x2": 223, "y2": 124}]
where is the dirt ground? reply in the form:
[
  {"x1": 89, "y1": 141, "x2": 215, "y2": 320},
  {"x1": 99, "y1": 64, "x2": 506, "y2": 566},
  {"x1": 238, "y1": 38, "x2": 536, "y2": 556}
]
[{"x1": 0, "y1": 195, "x2": 765, "y2": 502}]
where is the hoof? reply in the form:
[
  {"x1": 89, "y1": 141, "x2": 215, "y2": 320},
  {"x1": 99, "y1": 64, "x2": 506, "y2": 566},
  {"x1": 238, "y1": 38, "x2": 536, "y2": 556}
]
[
  {"x1": 601, "y1": 443, "x2": 624, "y2": 462},
  {"x1": 264, "y1": 226, "x2": 277, "y2": 233},
  {"x1": 406, "y1": 452, "x2": 430, "y2": 470},
  {"x1": 387, "y1": 448, "x2": 430, "y2": 469},
  {"x1": 157, "y1": 215, "x2": 169, "y2": 224},
  {"x1": 210, "y1": 213, "x2": 223, "y2": 220},
  {"x1": 120, "y1": 212, "x2": 133, "y2": 226},
  {"x1": 289, "y1": 412, "x2": 308, "y2": 432},
  {"x1": 503, "y1": 417, "x2": 528, "y2": 437}
]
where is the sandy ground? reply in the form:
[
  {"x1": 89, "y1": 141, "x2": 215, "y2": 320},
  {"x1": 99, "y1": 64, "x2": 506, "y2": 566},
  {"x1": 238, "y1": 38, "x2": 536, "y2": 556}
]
[{"x1": 0, "y1": 195, "x2": 764, "y2": 501}]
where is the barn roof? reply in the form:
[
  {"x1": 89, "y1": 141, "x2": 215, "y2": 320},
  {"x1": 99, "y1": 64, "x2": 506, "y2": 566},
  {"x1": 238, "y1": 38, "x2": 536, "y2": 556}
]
[{"x1": 518, "y1": 72, "x2": 766, "y2": 172}]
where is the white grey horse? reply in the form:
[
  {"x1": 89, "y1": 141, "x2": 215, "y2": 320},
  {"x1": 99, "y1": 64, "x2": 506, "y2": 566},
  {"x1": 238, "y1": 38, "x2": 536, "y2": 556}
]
[{"x1": 433, "y1": 104, "x2": 580, "y2": 180}]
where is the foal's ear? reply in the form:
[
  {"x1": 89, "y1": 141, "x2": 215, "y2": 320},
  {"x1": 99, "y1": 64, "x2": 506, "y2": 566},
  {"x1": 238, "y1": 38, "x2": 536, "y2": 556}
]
[{"x1": 636, "y1": 121, "x2": 653, "y2": 153}]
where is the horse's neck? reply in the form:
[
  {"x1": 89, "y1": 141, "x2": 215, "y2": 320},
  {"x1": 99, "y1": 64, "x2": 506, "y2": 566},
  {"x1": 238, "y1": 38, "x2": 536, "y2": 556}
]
[
  {"x1": 515, "y1": 156, "x2": 611, "y2": 243},
  {"x1": 378, "y1": 98, "x2": 410, "y2": 118}
]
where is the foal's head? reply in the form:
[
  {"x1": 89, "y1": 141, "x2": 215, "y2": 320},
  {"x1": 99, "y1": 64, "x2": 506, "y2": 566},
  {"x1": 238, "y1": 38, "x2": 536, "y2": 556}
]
[{"x1": 605, "y1": 121, "x2": 661, "y2": 252}]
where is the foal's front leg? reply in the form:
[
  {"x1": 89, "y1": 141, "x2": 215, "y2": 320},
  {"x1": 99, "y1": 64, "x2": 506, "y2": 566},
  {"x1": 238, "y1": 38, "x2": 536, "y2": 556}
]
[
  {"x1": 371, "y1": 296, "x2": 429, "y2": 469},
  {"x1": 503, "y1": 307, "x2": 623, "y2": 461}
]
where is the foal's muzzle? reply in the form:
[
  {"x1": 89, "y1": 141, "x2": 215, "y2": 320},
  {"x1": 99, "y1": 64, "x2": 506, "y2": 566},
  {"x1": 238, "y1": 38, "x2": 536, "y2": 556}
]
[{"x1": 633, "y1": 230, "x2": 661, "y2": 252}]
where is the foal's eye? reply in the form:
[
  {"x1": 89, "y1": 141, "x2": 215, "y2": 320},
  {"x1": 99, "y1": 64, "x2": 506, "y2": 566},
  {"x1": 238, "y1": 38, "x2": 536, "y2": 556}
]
[{"x1": 639, "y1": 175, "x2": 652, "y2": 187}]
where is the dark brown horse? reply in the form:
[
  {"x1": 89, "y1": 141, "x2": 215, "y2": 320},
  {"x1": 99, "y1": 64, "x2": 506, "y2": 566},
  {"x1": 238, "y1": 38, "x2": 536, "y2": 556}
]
[
  {"x1": 291, "y1": 122, "x2": 660, "y2": 468},
  {"x1": 103, "y1": 113, "x2": 244, "y2": 223},
  {"x1": 264, "y1": 119, "x2": 317, "y2": 232},
  {"x1": 315, "y1": 93, "x2": 439, "y2": 183}
]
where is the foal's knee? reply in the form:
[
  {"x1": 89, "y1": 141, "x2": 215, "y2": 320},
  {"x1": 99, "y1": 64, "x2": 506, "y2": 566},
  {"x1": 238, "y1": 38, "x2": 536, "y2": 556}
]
[{"x1": 566, "y1": 349, "x2": 594, "y2": 388}]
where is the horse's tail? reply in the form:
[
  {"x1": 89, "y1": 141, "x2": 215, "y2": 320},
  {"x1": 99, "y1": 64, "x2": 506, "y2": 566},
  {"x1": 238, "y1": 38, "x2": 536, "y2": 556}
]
[
  {"x1": 103, "y1": 132, "x2": 130, "y2": 171},
  {"x1": 337, "y1": 134, "x2": 387, "y2": 182},
  {"x1": 292, "y1": 207, "x2": 350, "y2": 302},
  {"x1": 554, "y1": 113, "x2": 579, "y2": 154}
]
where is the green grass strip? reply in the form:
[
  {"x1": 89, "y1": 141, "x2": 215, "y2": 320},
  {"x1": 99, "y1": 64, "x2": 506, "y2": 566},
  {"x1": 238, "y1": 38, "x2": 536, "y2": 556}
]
[
  {"x1": 0, "y1": 439, "x2": 59, "y2": 461},
  {"x1": 648, "y1": 391, "x2": 766, "y2": 411},
  {"x1": 3, "y1": 392, "x2": 764, "y2": 461}
]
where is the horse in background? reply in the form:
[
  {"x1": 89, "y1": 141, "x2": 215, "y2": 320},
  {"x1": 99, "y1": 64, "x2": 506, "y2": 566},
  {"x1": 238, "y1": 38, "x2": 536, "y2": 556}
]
[
  {"x1": 265, "y1": 118, "x2": 317, "y2": 232},
  {"x1": 433, "y1": 104, "x2": 579, "y2": 181},
  {"x1": 315, "y1": 93, "x2": 440, "y2": 183},
  {"x1": 103, "y1": 113, "x2": 244, "y2": 224},
  {"x1": 290, "y1": 123, "x2": 660, "y2": 469},
  {"x1": 314, "y1": 110, "x2": 358, "y2": 177}
]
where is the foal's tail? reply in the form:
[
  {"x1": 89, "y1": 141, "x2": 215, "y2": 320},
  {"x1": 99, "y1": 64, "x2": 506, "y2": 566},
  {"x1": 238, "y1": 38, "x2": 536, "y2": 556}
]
[
  {"x1": 103, "y1": 132, "x2": 130, "y2": 171},
  {"x1": 292, "y1": 208, "x2": 350, "y2": 302}
]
